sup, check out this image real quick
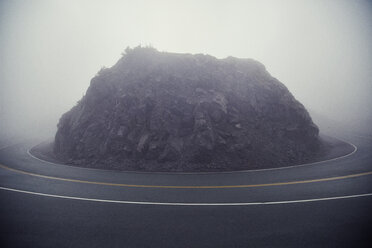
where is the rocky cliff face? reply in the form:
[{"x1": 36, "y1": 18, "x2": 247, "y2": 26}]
[{"x1": 54, "y1": 47, "x2": 322, "y2": 171}]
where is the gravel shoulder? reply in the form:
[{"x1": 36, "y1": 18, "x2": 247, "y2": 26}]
[{"x1": 29, "y1": 134, "x2": 355, "y2": 173}]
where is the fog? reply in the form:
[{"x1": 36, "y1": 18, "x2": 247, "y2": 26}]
[{"x1": 1, "y1": 0, "x2": 371, "y2": 141}]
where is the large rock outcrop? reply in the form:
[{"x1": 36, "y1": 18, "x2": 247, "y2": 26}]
[{"x1": 54, "y1": 47, "x2": 322, "y2": 171}]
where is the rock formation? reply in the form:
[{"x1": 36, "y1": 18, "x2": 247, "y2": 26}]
[{"x1": 54, "y1": 47, "x2": 322, "y2": 171}]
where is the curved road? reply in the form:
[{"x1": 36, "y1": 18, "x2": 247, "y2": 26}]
[{"x1": 0, "y1": 131, "x2": 372, "y2": 247}]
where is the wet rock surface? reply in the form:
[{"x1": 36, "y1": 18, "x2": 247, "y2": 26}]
[{"x1": 54, "y1": 47, "x2": 323, "y2": 172}]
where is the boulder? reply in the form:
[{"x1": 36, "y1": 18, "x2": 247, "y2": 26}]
[{"x1": 54, "y1": 46, "x2": 322, "y2": 171}]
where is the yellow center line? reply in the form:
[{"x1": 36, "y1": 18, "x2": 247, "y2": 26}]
[{"x1": 1, "y1": 163, "x2": 372, "y2": 189}]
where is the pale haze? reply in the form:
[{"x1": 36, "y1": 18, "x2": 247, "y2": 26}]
[{"x1": 0, "y1": 0, "x2": 371, "y2": 140}]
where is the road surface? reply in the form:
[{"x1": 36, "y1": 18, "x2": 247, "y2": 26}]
[{"x1": 0, "y1": 131, "x2": 371, "y2": 247}]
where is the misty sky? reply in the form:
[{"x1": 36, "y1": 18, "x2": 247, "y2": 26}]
[{"x1": 0, "y1": 0, "x2": 371, "y2": 138}]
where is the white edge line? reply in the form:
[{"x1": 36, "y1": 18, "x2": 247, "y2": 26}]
[
  {"x1": 0, "y1": 186, "x2": 371, "y2": 206},
  {"x1": 26, "y1": 137, "x2": 358, "y2": 175}
]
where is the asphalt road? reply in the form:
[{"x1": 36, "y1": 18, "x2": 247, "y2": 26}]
[{"x1": 0, "y1": 130, "x2": 372, "y2": 247}]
